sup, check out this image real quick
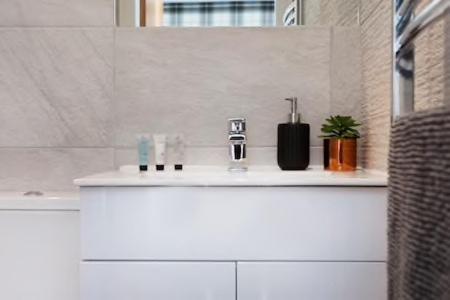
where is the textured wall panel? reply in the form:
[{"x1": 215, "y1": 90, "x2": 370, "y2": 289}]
[
  {"x1": 360, "y1": 0, "x2": 391, "y2": 171},
  {"x1": 359, "y1": 0, "x2": 449, "y2": 171},
  {"x1": 415, "y1": 13, "x2": 450, "y2": 111},
  {"x1": 303, "y1": 0, "x2": 359, "y2": 26}
]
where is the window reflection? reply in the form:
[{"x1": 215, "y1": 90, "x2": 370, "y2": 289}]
[
  {"x1": 116, "y1": 0, "x2": 300, "y2": 27},
  {"x1": 163, "y1": 1, "x2": 275, "y2": 27}
]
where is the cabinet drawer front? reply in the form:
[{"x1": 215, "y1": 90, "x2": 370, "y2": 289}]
[
  {"x1": 81, "y1": 262, "x2": 235, "y2": 300},
  {"x1": 81, "y1": 186, "x2": 387, "y2": 261},
  {"x1": 238, "y1": 262, "x2": 387, "y2": 300}
]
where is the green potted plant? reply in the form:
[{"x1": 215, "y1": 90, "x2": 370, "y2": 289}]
[{"x1": 320, "y1": 115, "x2": 361, "y2": 171}]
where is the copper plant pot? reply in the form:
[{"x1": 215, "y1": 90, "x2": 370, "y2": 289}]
[{"x1": 327, "y1": 138, "x2": 357, "y2": 171}]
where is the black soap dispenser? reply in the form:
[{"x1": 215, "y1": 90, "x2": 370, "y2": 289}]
[{"x1": 277, "y1": 97, "x2": 310, "y2": 170}]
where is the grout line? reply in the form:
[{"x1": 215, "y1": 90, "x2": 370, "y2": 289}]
[
  {"x1": 0, "y1": 145, "x2": 323, "y2": 150},
  {"x1": 81, "y1": 259, "x2": 387, "y2": 263},
  {"x1": 0, "y1": 26, "x2": 114, "y2": 29},
  {"x1": 329, "y1": 26, "x2": 334, "y2": 116},
  {"x1": 0, "y1": 146, "x2": 324, "y2": 150},
  {"x1": 112, "y1": 23, "x2": 118, "y2": 165},
  {"x1": 0, "y1": 209, "x2": 79, "y2": 212},
  {"x1": 113, "y1": 0, "x2": 117, "y2": 26},
  {"x1": 0, "y1": 146, "x2": 114, "y2": 150},
  {"x1": 0, "y1": 25, "x2": 331, "y2": 30},
  {"x1": 235, "y1": 261, "x2": 238, "y2": 300},
  {"x1": 113, "y1": 146, "x2": 325, "y2": 149}
]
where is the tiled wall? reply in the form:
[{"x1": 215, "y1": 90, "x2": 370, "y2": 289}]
[
  {"x1": 414, "y1": 1, "x2": 450, "y2": 110},
  {"x1": 359, "y1": 0, "x2": 392, "y2": 171},
  {"x1": 359, "y1": 0, "x2": 450, "y2": 171},
  {"x1": 301, "y1": 0, "x2": 392, "y2": 171},
  {"x1": 0, "y1": 0, "x2": 115, "y2": 191},
  {"x1": 303, "y1": 0, "x2": 360, "y2": 26},
  {"x1": 303, "y1": 0, "x2": 392, "y2": 171},
  {"x1": 0, "y1": 0, "x2": 361, "y2": 191},
  {"x1": 113, "y1": 27, "x2": 362, "y2": 167}
]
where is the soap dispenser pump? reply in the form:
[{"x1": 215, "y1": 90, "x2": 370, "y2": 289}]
[{"x1": 277, "y1": 97, "x2": 310, "y2": 170}]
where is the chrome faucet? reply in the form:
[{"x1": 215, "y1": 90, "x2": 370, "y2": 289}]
[{"x1": 228, "y1": 118, "x2": 247, "y2": 172}]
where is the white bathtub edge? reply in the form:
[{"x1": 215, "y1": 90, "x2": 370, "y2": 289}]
[{"x1": 0, "y1": 191, "x2": 80, "y2": 210}]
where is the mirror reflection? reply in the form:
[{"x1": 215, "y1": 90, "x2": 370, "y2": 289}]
[{"x1": 116, "y1": 0, "x2": 303, "y2": 27}]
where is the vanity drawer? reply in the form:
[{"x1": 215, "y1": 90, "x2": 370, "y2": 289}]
[
  {"x1": 80, "y1": 262, "x2": 235, "y2": 300},
  {"x1": 81, "y1": 186, "x2": 387, "y2": 261},
  {"x1": 237, "y1": 262, "x2": 387, "y2": 300}
]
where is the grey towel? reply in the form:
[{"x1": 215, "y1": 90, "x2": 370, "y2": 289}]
[{"x1": 388, "y1": 106, "x2": 450, "y2": 300}]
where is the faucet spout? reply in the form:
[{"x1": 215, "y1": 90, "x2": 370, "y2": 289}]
[{"x1": 228, "y1": 118, "x2": 247, "y2": 172}]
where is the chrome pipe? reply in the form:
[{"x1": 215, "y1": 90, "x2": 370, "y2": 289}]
[
  {"x1": 393, "y1": 0, "x2": 450, "y2": 121},
  {"x1": 398, "y1": 0, "x2": 450, "y2": 50},
  {"x1": 397, "y1": 0, "x2": 417, "y2": 17}
]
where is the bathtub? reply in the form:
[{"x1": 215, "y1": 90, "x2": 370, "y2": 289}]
[
  {"x1": 0, "y1": 191, "x2": 79, "y2": 210},
  {"x1": 0, "y1": 191, "x2": 80, "y2": 300}
]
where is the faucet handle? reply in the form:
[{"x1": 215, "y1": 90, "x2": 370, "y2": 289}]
[{"x1": 228, "y1": 118, "x2": 246, "y2": 133}]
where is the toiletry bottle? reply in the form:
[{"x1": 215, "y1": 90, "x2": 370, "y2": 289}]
[
  {"x1": 137, "y1": 134, "x2": 150, "y2": 172},
  {"x1": 277, "y1": 97, "x2": 310, "y2": 170},
  {"x1": 153, "y1": 134, "x2": 166, "y2": 171},
  {"x1": 172, "y1": 134, "x2": 185, "y2": 170}
]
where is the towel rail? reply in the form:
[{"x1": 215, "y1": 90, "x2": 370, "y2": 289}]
[{"x1": 392, "y1": 0, "x2": 450, "y2": 121}]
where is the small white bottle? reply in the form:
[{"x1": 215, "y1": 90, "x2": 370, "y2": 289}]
[
  {"x1": 153, "y1": 134, "x2": 166, "y2": 171},
  {"x1": 172, "y1": 134, "x2": 185, "y2": 170}
]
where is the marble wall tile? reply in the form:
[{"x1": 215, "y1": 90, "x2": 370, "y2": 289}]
[
  {"x1": 115, "y1": 147, "x2": 229, "y2": 167},
  {"x1": 114, "y1": 27, "x2": 331, "y2": 148},
  {"x1": 0, "y1": 0, "x2": 114, "y2": 27},
  {"x1": 114, "y1": 146, "x2": 323, "y2": 167},
  {"x1": 0, "y1": 28, "x2": 114, "y2": 147},
  {"x1": 0, "y1": 148, "x2": 114, "y2": 191}
]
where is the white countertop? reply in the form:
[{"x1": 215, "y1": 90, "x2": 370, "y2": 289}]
[
  {"x1": 74, "y1": 165, "x2": 388, "y2": 187},
  {"x1": 0, "y1": 191, "x2": 80, "y2": 210}
]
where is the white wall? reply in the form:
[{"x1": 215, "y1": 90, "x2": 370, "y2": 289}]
[{"x1": 0, "y1": 0, "x2": 361, "y2": 191}]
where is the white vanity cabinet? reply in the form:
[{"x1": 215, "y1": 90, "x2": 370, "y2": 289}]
[
  {"x1": 81, "y1": 262, "x2": 236, "y2": 300},
  {"x1": 76, "y1": 168, "x2": 388, "y2": 300},
  {"x1": 81, "y1": 187, "x2": 386, "y2": 261},
  {"x1": 237, "y1": 262, "x2": 387, "y2": 300}
]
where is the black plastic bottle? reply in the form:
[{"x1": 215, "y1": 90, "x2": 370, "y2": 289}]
[{"x1": 277, "y1": 97, "x2": 310, "y2": 170}]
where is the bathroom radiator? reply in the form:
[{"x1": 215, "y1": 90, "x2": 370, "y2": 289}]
[
  {"x1": 393, "y1": 0, "x2": 450, "y2": 119},
  {"x1": 390, "y1": 0, "x2": 450, "y2": 299}
]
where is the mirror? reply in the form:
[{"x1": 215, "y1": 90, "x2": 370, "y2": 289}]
[
  {"x1": 116, "y1": 0, "x2": 303, "y2": 27},
  {"x1": 116, "y1": 0, "x2": 361, "y2": 27}
]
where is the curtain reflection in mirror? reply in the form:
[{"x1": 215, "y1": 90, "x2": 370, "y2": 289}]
[{"x1": 116, "y1": 0, "x2": 294, "y2": 27}]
